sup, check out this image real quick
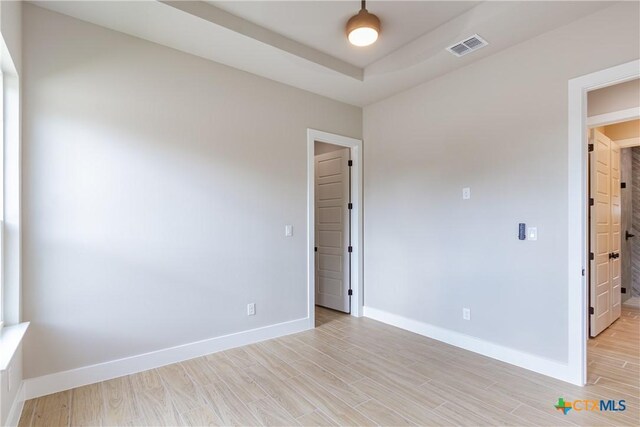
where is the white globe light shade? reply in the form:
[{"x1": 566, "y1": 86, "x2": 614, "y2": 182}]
[{"x1": 348, "y1": 26, "x2": 379, "y2": 47}]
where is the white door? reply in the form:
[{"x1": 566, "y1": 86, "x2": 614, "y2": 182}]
[
  {"x1": 315, "y1": 148, "x2": 351, "y2": 313},
  {"x1": 590, "y1": 129, "x2": 622, "y2": 337},
  {"x1": 610, "y1": 139, "x2": 622, "y2": 322}
]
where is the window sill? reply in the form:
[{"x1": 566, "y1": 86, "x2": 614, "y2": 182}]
[{"x1": 0, "y1": 322, "x2": 29, "y2": 371}]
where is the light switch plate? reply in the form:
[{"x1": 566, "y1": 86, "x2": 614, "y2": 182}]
[
  {"x1": 285, "y1": 225, "x2": 293, "y2": 237},
  {"x1": 462, "y1": 187, "x2": 471, "y2": 200},
  {"x1": 528, "y1": 227, "x2": 538, "y2": 241}
]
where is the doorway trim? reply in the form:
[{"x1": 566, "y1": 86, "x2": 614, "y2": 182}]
[
  {"x1": 568, "y1": 59, "x2": 639, "y2": 386},
  {"x1": 307, "y1": 129, "x2": 363, "y2": 328}
]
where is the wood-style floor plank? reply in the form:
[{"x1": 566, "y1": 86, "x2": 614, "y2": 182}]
[
  {"x1": 296, "y1": 409, "x2": 339, "y2": 426},
  {"x1": 19, "y1": 306, "x2": 640, "y2": 426},
  {"x1": 101, "y1": 377, "x2": 139, "y2": 426},
  {"x1": 156, "y1": 363, "x2": 208, "y2": 414},
  {"x1": 245, "y1": 363, "x2": 316, "y2": 419},
  {"x1": 354, "y1": 399, "x2": 416, "y2": 426},
  {"x1": 245, "y1": 396, "x2": 300, "y2": 426},
  {"x1": 69, "y1": 383, "x2": 103, "y2": 426},
  {"x1": 199, "y1": 381, "x2": 260, "y2": 426},
  {"x1": 179, "y1": 404, "x2": 223, "y2": 427}
]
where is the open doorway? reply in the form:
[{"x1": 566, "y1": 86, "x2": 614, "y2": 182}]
[
  {"x1": 306, "y1": 130, "x2": 363, "y2": 327},
  {"x1": 585, "y1": 79, "x2": 639, "y2": 387}
]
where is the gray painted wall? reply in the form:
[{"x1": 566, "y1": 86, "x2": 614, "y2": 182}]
[
  {"x1": 363, "y1": 2, "x2": 639, "y2": 363},
  {"x1": 21, "y1": 4, "x2": 361, "y2": 378}
]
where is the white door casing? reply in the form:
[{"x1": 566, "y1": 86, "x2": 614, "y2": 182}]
[
  {"x1": 568, "y1": 59, "x2": 639, "y2": 386},
  {"x1": 315, "y1": 148, "x2": 351, "y2": 313},
  {"x1": 589, "y1": 129, "x2": 621, "y2": 337}
]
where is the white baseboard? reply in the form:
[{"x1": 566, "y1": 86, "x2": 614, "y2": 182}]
[
  {"x1": 363, "y1": 306, "x2": 573, "y2": 384},
  {"x1": 5, "y1": 382, "x2": 25, "y2": 427},
  {"x1": 24, "y1": 317, "x2": 310, "y2": 400}
]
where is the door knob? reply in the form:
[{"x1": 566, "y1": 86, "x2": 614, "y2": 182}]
[{"x1": 625, "y1": 230, "x2": 635, "y2": 240}]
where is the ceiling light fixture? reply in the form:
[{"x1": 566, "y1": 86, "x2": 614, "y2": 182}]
[{"x1": 346, "y1": 0, "x2": 380, "y2": 47}]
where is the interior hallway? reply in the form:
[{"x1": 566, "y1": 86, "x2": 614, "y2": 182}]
[{"x1": 20, "y1": 307, "x2": 640, "y2": 426}]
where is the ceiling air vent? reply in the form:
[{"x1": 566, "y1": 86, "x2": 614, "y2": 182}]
[{"x1": 447, "y1": 34, "x2": 488, "y2": 57}]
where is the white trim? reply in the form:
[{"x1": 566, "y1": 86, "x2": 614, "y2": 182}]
[
  {"x1": 0, "y1": 322, "x2": 28, "y2": 371},
  {"x1": 616, "y1": 137, "x2": 640, "y2": 148},
  {"x1": 363, "y1": 307, "x2": 572, "y2": 383},
  {"x1": 587, "y1": 107, "x2": 640, "y2": 128},
  {"x1": 5, "y1": 382, "x2": 24, "y2": 427},
  {"x1": 307, "y1": 129, "x2": 363, "y2": 319},
  {"x1": 23, "y1": 317, "x2": 308, "y2": 400},
  {"x1": 2, "y1": 70, "x2": 22, "y2": 326},
  {"x1": 568, "y1": 59, "x2": 640, "y2": 386}
]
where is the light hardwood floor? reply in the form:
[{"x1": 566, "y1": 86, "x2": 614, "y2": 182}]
[{"x1": 19, "y1": 306, "x2": 639, "y2": 426}]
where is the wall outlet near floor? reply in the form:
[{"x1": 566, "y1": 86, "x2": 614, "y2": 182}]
[
  {"x1": 247, "y1": 303, "x2": 256, "y2": 316},
  {"x1": 462, "y1": 187, "x2": 471, "y2": 200},
  {"x1": 463, "y1": 308, "x2": 471, "y2": 320}
]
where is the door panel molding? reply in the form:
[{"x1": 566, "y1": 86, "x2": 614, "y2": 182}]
[
  {"x1": 315, "y1": 148, "x2": 351, "y2": 313},
  {"x1": 589, "y1": 129, "x2": 612, "y2": 337},
  {"x1": 589, "y1": 130, "x2": 622, "y2": 337}
]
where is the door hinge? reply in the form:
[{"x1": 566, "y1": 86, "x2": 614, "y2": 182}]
[
  {"x1": 622, "y1": 287, "x2": 627, "y2": 294},
  {"x1": 582, "y1": 268, "x2": 585, "y2": 276},
  {"x1": 348, "y1": 160, "x2": 353, "y2": 167},
  {"x1": 348, "y1": 246, "x2": 353, "y2": 253},
  {"x1": 588, "y1": 143, "x2": 594, "y2": 152},
  {"x1": 589, "y1": 307, "x2": 594, "y2": 315},
  {"x1": 314, "y1": 247, "x2": 317, "y2": 252},
  {"x1": 621, "y1": 182, "x2": 627, "y2": 189},
  {"x1": 348, "y1": 289, "x2": 353, "y2": 296},
  {"x1": 589, "y1": 198, "x2": 594, "y2": 206},
  {"x1": 348, "y1": 202, "x2": 353, "y2": 210},
  {"x1": 589, "y1": 252, "x2": 594, "y2": 261}
]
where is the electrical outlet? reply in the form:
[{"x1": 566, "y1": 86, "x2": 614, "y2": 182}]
[
  {"x1": 462, "y1": 187, "x2": 471, "y2": 200},
  {"x1": 463, "y1": 308, "x2": 471, "y2": 320},
  {"x1": 285, "y1": 225, "x2": 293, "y2": 237},
  {"x1": 247, "y1": 303, "x2": 256, "y2": 316},
  {"x1": 528, "y1": 227, "x2": 538, "y2": 241}
]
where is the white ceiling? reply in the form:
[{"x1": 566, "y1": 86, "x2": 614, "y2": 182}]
[
  {"x1": 210, "y1": 1, "x2": 480, "y2": 68},
  {"x1": 32, "y1": 1, "x2": 613, "y2": 106}
]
